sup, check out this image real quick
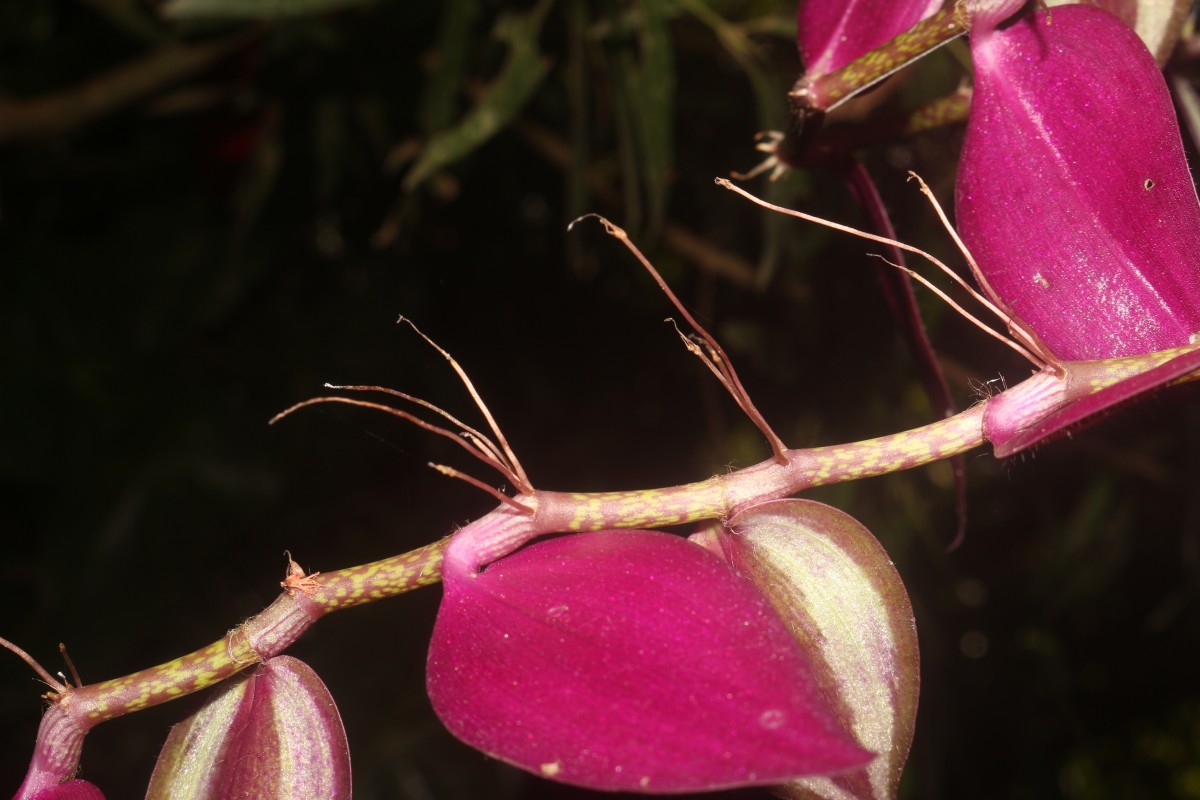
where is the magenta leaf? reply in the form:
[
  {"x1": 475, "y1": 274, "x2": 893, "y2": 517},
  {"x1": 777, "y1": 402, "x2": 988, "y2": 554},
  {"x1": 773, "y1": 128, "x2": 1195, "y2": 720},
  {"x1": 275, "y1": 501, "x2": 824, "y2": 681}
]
[
  {"x1": 145, "y1": 656, "x2": 351, "y2": 800},
  {"x1": 706, "y1": 499, "x2": 918, "y2": 800},
  {"x1": 427, "y1": 529, "x2": 870, "y2": 793},
  {"x1": 796, "y1": 0, "x2": 942, "y2": 75},
  {"x1": 957, "y1": 4, "x2": 1200, "y2": 361},
  {"x1": 1045, "y1": 0, "x2": 1192, "y2": 63}
]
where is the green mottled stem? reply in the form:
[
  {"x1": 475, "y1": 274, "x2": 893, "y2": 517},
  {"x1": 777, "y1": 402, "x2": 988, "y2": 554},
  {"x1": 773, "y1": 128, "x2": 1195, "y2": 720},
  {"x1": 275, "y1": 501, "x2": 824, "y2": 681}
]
[
  {"x1": 16, "y1": 537, "x2": 449, "y2": 794},
  {"x1": 790, "y1": 5, "x2": 967, "y2": 115},
  {"x1": 18, "y1": 391, "x2": 988, "y2": 790},
  {"x1": 453, "y1": 346, "x2": 1200, "y2": 565},
  {"x1": 75, "y1": 538, "x2": 449, "y2": 724},
  {"x1": 502, "y1": 404, "x2": 987, "y2": 567},
  {"x1": 22, "y1": 344, "x2": 1198, "y2": 792},
  {"x1": 776, "y1": 7, "x2": 969, "y2": 166}
]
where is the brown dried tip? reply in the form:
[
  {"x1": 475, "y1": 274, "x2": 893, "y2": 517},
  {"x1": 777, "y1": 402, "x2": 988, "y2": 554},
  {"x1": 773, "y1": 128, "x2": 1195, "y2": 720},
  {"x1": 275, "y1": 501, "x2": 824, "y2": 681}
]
[
  {"x1": 281, "y1": 551, "x2": 322, "y2": 597},
  {"x1": 269, "y1": 331, "x2": 537, "y2": 513},
  {"x1": 570, "y1": 213, "x2": 790, "y2": 464},
  {"x1": 1, "y1": 635, "x2": 68, "y2": 696},
  {"x1": 397, "y1": 316, "x2": 532, "y2": 493},
  {"x1": 716, "y1": 176, "x2": 1047, "y2": 370},
  {"x1": 58, "y1": 642, "x2": 82, "y2": 689}
]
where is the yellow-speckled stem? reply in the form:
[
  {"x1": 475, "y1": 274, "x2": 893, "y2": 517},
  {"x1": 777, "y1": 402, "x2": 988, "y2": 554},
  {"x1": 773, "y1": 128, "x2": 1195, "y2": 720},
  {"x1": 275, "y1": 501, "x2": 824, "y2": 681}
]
[
  {"x1": 46, "y1": 537, "x2": 449, "y2": 723},
  {"x1": 535, "y1": 404, "x2": 987, "y2": 539},
  {"x1": 22, "y1": 345, "x2": 1200, "y2": 791},
  {"x1": 27, "y1": 395, "x2": 991, "y2": 770},
  {"x1": 790, "y1": 7, "x2": 967, "y2": 113},
  {"x1": 15, "y1": 536, "x2": 451, "y2": 791},
  {"x1": 307, "y1": 535, "x2": 450, "y2": 612}
]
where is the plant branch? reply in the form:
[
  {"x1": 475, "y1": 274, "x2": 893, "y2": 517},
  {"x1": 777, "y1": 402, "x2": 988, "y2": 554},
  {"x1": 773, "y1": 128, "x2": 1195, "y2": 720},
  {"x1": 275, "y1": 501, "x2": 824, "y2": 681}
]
[
  {"x1": 0, "y1": 31, "x2": 256, "y2": 146},
  {"x1": 11, "y1": 536, "x2": 449, "y2": 793},
  {"x1": 790, "y1": 5, "x2": 968, "y2": 117},
  {"x1": 17, "y1": 342, "x2": 1200, "y2": 790}
]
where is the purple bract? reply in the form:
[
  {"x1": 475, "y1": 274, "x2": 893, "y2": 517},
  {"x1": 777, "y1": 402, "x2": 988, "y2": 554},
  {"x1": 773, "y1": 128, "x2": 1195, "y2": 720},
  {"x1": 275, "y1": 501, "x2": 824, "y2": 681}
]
[
  {"x1": 957, "y1": 4, "x2": 1200, "y2": 361},
  {"x1": 427, "y1": 528, "x2": 870, "y2": 793}
]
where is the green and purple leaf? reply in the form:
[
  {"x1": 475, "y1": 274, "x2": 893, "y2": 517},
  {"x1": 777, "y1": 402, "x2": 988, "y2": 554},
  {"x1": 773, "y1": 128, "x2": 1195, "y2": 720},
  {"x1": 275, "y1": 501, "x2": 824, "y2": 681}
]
[
  {"x1": 427, "y1": 529, "x2": 870, "y2": 793},
  {"x1": 700, "y1": 499, "x2": 918, "y2": 800},
  {"x1": 145, "y1": 656, "x2": 351, "y2": 800},
  {"x1": 957, "y1": 4, "x2": 1200, "y2": 362}
]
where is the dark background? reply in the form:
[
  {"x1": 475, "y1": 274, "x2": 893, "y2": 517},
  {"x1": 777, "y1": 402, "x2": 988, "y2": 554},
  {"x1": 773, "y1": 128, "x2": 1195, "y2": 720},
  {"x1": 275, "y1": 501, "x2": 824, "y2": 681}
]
[{"x1": 3, "y1": 2, "x2": 1200, "y2": 798}]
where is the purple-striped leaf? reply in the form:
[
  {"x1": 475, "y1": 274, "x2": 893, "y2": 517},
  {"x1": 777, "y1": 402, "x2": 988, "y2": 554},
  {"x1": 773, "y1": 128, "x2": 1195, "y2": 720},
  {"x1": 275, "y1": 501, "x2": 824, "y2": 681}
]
[
  {"x1": 427, "y1": 529, "x2": 870, "y2": 793},
  {"x1": 957, "y1": 4, "x2": 1200, "y2": 361},
  {"x1": 701, "y1": 500, "x2": 918, "y2": 800},
  {"x1": 796, "y1": 0, "x2": 942, "y2": 75},
  {"x1": 145, "y1": 656, "x2": 351, "y2": 800}
]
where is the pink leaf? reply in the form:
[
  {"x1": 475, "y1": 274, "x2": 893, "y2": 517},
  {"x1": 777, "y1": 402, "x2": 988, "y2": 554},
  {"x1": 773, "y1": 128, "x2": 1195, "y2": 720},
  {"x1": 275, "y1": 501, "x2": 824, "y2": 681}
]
[
  {"x1": 427, "y1": 529, "x2": 870, "y2": 793},
  {"x1": 1044, "y1": 0, "x2": 1192, "y2": 63},
  {"x1": 957, "y1": 5, "x2": 1200, "y2": 360}
]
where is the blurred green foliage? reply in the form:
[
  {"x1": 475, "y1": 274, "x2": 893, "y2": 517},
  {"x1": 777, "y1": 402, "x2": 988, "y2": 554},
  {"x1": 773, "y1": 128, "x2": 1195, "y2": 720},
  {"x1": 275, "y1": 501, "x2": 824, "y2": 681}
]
[{"x1": 2, "y1": 1, "x2": 1199, "y2": 799}]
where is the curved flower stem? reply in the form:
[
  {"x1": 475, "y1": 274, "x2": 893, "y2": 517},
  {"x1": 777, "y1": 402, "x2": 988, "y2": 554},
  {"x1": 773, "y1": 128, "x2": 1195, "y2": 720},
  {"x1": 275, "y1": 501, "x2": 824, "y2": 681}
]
[
  {"x1": 82, "y1": 538, "x2": 451, "y2": 722},
  {"x1": 17, "y1": 343, "x2": 1200, "y2": 794},
  {"x1": 15, "y1": 400, "x2": 989, "y2": 793},
  {"x1": 13, "y1": 537, "x2": 450, "y2": 796}
]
